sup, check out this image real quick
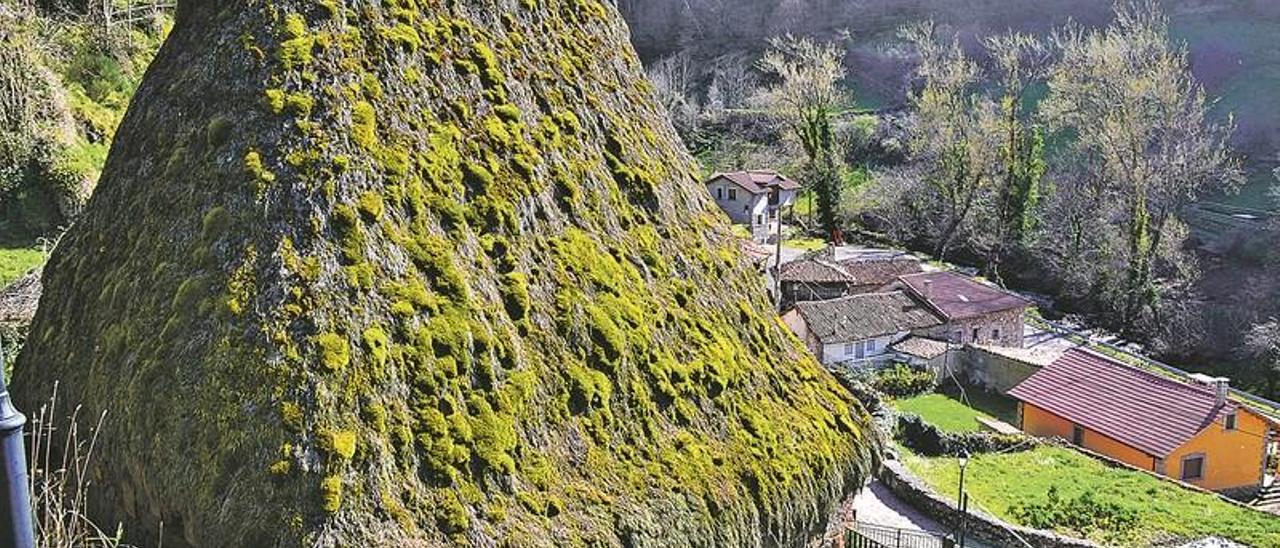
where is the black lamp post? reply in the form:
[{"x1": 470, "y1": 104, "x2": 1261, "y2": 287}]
[
  {"x1": 957, "y1": 451, "x2": 970, "y2": 548},
  {"x1": 0, "y1": 338, "x2": 34, "y2": 548}
]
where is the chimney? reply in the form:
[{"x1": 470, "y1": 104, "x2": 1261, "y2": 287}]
[
  {"x1": 1214, "y1": 377, "x2": 1230, "y2": 407},
  {"x1": 922, "y1": 279, "x2": 933, "y2": 300},
  {"x1": 1190, "y1": 374, "x2": 1230, "y2": 407}
]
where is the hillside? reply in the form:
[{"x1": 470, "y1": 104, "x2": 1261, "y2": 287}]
[
  {"x1": 0, "y1": 3, "x2": 169, "y2": 243},
  {"x1": 620, "y1": 0, "x2": 1280, "y2": 206},
  {"x1": 12, "y1": 1, "x2": 876, "y2": 546}
]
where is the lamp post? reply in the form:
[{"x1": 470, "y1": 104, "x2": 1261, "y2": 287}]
[
  {"x1": 771, "y1": 187, "x2": 783, "y2": 312},
  {"x1": 957, "y1": 451, "x2": 970, "y2": 548},
  {"x1": 0, "y1": 338, "x2": 34, "y2": 548}
]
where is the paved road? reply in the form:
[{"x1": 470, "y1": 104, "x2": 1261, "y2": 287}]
[{"x1": 853, "y1": 480, "x2": 997, "y2": 548}]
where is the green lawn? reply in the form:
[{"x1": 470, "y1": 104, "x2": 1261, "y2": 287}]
[
  {"x1": 782, "y1": 237, "x2": 826, "y2": 252},
  {"x1": 892, "y1": 393, "x2": 997, "y2": 433},
  {"x1": 900, "y1": 445, "x2": 1280, "y2": 546},
  {"x1": 0, "y1": 247, "x2": 44, "y2": 287}
]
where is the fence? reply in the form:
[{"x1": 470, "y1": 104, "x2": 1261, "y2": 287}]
[{"x1": 846, "y1": 522, "x2": 953, "y2": 548}]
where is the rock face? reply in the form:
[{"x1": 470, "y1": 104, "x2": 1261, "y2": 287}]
[{"x1": 15, "y1": 1, "x2": 876, "y2": 546}]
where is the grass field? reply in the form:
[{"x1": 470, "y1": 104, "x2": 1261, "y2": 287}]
[
  {"x1": 891, "y1": 393, "x2": 996, "y2": 433},
  {"x1": 901, "y1": 445, "x2": 1280, "y2": 546},
  {"x1": 782, "y1": 237, "x2": 827, "y2": 252},
  {"x1": 0, "y1": 248, "x2": 45, "y2": 287}
]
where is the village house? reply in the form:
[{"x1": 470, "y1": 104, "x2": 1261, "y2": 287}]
[
  {"x1": 1008, "y1": 348, "x2": 1279, "y2": 497},
  {"x1": 705, "y1": 170, "x2": 799, "y2": 242},
  {"x1": 777, "y1": 252, "x2": 922, "y2": 309},
  {"x1": 884, "y1": 271, "x2": 1030, "y2": 348},
  {"x1": 782, "y1": 291, "x2": 944, "y2": 367}
]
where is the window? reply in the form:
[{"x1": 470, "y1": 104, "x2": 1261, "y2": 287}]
[
  {"x1": 1225, "y1": 413, "x2": 1237, "y2": 431},
  {"x1": 843, "y1": 343, "x2": 855, "y2": 356},
  {"x1": 716, "y1": 187, "x2": 723, "y2": 200},
  {"x1": 971, "y1": 328, "x2": 980, "y2": 342},
  {"x1": 728, "y1": 188, "x2": 737, "y2": 201},
  {"x1": 951, "y1": 331, "x2": 963, "y2": 343},
  {"x1": 855, "y1": 341, "x2": 866, "y2": 359},
  {"x1": 867, "y1": 339, "x2": 878, "y2": 354},
  {"x1": 756, "y1": 215, "x2": 764, "y2": 225},
  {"x1": 1182, "y1": 455, "x2": 1205, "y2": 481},
  {"x1": 992, "y1": 328, "x2": 1001, "y2": 340},
  {"x1": 1072, "y1": 425, "x2": 1085, "y2": 446}
]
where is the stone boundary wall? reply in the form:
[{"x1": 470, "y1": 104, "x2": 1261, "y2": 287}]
[
  {"x1": 957, "y1": 345, "x2": 1045, "y2": 394},
  {"x1": 877, "y1": 458, "x2": 1100, "y2": 548}
]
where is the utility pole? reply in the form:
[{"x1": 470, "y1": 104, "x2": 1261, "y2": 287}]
[
  {"x1": 772, "y1": 187, "x2": 784, "y2": 312},
  {"x1": 0, "y1": 338, "x2": 34, "y2": 548}
]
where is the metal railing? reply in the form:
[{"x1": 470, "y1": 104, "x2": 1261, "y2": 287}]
[{"x1": 847, "y1": 522, "x2": 953, "y2": 548}]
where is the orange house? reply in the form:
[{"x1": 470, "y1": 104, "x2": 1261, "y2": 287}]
[{"x1": 1008, "y1": 349, "x2": 1278, "y2": 496}]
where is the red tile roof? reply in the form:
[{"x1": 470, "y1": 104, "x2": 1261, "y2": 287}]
[
  {"x1": 709, "y1": 170, "x2": 801, "y2": 195},
  {"x1": 1008, "y1": 348, "x2": 1238, "y2": 458},
  {"x1": 898, "y1": 271, "x2": 1030, "y2": 320}
]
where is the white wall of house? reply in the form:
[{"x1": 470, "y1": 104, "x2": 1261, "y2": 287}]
[
  {"x1": 776, "y1": 188, "x2": 797, "y2": 210},
  {"x1": 821, "y1": 331, "x2": 909, "y2": 366},
  {"x1": 709, "y1": 182, "x2": 765, "y2": 225}
]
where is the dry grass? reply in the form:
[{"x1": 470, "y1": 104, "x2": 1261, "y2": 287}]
[{"x1": 27, "y1": 382, "x2": 127, "y2": 548}]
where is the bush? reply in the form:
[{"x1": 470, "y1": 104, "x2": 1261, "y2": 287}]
[
  {"x1": 1009, "y1": 486, "x2": 1139, "y2": 536},
  {"x1": 830, "y1": 367, "x2": 883, "y2": 415},
  {"x1": 896, "y1": 414, "x2": 1036, "y2": 457},
  {"x1": 872, "y1": 363, "x2": 935, "y2": 397}
]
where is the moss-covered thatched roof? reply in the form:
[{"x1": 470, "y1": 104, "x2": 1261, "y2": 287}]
[{"x1": 14, "y1": 1, "x2": 876, "y2": 546}]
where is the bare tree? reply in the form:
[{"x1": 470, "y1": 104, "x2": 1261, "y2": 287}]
[
  {"x1": 982, "y1": 32, "x2": 1051, "y2": 282},
  {"x1": 647, "y1": 51, "x2": 702, "y2": 139},
  {"x1": 899, "y1": 22, "x2": 999, "y2": 261},
  {"x1": 756, "y1": 34, "x2": 850, "y2": 241},
  {"x1": 706, "y1": 55, "x2": 756, "y2": 113},
  {"x1": 1043, "y1": 1, "x2": 1241, "y2": 332},
  {"x1": 1245, "y1": 320, "x2": 1280, "y2": 396}
]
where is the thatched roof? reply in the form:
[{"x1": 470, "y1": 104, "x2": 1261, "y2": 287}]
[{"x1": 0, "y1": 269, "x2": 41, "y2": 324}]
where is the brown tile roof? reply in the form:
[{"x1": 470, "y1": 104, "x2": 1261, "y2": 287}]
[
  {"x1": 890, "y1": 336, "x2": 951, "y2": 360},
  {"x1": 1008, "y1": 348, "x2": 1239, "y2": 458},
  {"x1": 780, "y1": 255, "x2": 923, "y2": 286},
  {"x1": 793, "y1": 291, "x2": 943, "y2": 344},
  {"x1": 898, "y1": 271, "x2": 1031, "y2": 320},
  {"x1": 708, "y1": 170, "x2": 801, "y2": 195},
  {"x1": 778, "y1": 258, "x2": 853, "y2": 284},
  {"x1": 839, "y1": 257, "x2": 922, "y2": 286}
]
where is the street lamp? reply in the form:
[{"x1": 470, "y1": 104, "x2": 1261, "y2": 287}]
[
  {"x1": 0, "y1": 338, "x2": 33, "y2": 548},
  {"x1": 957, "y1": 451, "x2": 970, "y2": 548}
]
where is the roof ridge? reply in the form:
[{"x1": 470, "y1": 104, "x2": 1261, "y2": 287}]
[{"x1": 1066, "y1": 347, "x2": 1228, "y2": 404}]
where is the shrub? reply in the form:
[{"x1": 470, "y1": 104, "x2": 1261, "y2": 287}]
[
  {"x1": 1009, "y1": 486, "x2": 1139, "y2": 536},
  {"x1": 872, "y1": 363, "x2": 935, "y2": 397},
  {"x1": 830, "y1": 367, "x2": 883, "y2": 415},
  {"x1": 896, "y1": 414, "x2": 1036, "y2": 457}
]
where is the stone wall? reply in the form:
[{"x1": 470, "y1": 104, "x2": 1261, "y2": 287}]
[
  {"x1": 877, "y1": 459, "x2": 1100, "y2": 548},
  {"x1": 917, "y1": 309, "x2": 1025, "y2": 348},
  {"x1": 959, "y1": 345, "x2": 1047, "y2": 394}
]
